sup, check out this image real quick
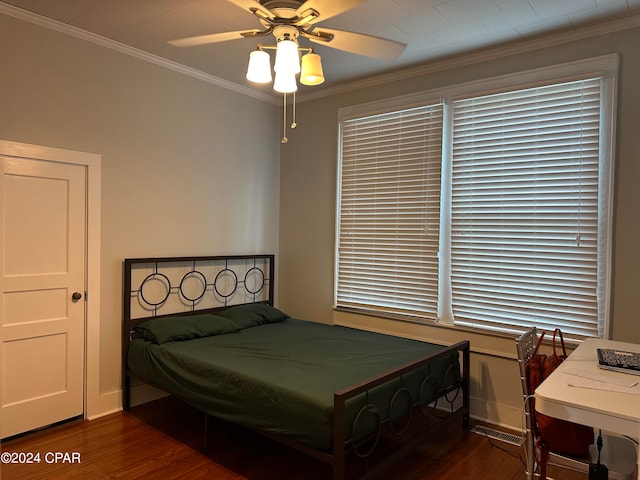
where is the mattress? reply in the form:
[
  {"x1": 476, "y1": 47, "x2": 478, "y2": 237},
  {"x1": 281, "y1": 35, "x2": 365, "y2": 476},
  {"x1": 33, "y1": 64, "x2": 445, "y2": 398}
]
[{"x1": 127, "y1": 317, "x2": 457, "y2": 451}]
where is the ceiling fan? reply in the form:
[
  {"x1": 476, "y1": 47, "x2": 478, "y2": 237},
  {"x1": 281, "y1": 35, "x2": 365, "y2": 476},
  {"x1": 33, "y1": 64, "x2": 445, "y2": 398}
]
[
  {"x1": 168, "y1": 0, "x2": 407, "y2": 62},
  {"x1": 169, "y1": 0, "x2": 406, "y2": 143}
]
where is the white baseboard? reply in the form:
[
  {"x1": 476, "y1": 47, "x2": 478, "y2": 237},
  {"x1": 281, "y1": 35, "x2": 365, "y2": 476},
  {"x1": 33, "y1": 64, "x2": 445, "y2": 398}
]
[
  {"x1": 86, "y1": 390, "x2": 122, "y2": 420},
  {"x1": 85, "y1": 385, "x2": 168, "y2": 420}
]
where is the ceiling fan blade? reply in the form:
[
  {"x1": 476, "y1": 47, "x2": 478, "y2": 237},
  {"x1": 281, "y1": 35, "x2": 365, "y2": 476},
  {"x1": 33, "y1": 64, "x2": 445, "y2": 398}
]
[
  {"x1": 307, "y1": 28, "x2": 406, "y2": 60},
  {"x1": 226, "y1": 0, "x2": 275, "y2": 20},
  {"x1": 295, "y1": 0, "x2": 367, "y2": 25},
  {"x1": 168, "y1": 30, "x2": 262, "y2": 47}
]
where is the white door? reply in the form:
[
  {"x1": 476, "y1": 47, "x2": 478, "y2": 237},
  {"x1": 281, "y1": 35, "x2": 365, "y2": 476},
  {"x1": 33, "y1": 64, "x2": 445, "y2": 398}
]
[{"x1": 0, "y1": 156, "x2": 86, "y2": 438}]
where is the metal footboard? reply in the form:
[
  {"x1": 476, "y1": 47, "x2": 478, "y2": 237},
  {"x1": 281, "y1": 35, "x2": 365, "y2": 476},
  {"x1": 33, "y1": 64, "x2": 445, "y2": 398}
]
[{"x1": 332, "y1": 340, "x2": 470, "y2": 480}]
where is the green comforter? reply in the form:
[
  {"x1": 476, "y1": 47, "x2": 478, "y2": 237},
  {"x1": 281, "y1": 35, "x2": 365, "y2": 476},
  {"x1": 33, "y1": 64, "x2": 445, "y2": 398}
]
[{"x1": 128, "y1": 319, "x2": 456, "y2": 451}]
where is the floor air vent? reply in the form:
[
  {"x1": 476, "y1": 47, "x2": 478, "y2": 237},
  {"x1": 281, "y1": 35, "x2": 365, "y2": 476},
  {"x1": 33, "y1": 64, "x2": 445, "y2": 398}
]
[{"x1": 470, "y1": 425, "x2": 523, "y2": 446}]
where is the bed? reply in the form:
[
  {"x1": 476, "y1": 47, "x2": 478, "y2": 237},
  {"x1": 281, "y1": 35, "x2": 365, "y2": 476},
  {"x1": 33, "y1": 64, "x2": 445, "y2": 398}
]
[{"x1": 122, "y1": 254, "x2": 470, "y2": 479}]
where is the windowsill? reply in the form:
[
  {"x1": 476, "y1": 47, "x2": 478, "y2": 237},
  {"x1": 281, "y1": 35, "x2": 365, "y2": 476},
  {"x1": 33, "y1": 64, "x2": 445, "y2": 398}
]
[{"x1": 333, "y1": 307, "x2": 578, "y2": 359}]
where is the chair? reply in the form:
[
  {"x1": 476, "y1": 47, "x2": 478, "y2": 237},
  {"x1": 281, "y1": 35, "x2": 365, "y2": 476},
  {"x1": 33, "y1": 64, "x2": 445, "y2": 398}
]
[{"x1": 516, "y1": 327, "x2": 637, "y2": 480}]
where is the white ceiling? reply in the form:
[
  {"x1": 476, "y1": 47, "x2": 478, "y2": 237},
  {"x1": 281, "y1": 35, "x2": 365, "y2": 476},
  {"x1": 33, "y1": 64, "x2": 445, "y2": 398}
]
[{"x1": 3, "y1": 0, "x2": 640, "y2": 99}]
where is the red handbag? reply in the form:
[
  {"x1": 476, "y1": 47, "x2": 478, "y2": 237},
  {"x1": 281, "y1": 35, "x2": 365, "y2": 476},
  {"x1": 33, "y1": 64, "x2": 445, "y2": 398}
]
[{"x1": 526, "y1": 329, "x2": 594, "y2": 478}]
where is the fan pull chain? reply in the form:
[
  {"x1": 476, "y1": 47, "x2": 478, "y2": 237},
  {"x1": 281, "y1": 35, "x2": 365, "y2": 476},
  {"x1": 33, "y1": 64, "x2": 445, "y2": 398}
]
[
  {"x1": 281, "y1": 92, "x2": 288, "y2": 143},
  {"x1": 291, "y1": 91, "x2": 297, "y2": 129}
]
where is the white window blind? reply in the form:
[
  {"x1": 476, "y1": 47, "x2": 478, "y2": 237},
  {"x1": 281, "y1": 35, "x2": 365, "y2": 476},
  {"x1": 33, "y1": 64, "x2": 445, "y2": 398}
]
[
  {"x1": 450, "y1": 79, "x2": 603, "y2": 339},
  {"x1": 336, "y1": 104, "x2": 443, "y2": 321}
]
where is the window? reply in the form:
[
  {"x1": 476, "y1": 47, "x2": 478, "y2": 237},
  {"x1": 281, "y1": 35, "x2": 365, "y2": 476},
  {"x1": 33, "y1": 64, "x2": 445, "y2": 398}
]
[{"x1": 336, "y1": 55, "x2": 617, "y2": 340}]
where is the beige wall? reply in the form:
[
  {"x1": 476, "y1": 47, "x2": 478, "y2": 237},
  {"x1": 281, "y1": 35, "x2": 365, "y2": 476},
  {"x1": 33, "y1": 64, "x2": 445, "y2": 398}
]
[
  {"x1": 1, "y1": 13, "x2": 280, "y2": 415},
  {"x1": 279, "y1": 25, "x2": 640, "y2": 429}
]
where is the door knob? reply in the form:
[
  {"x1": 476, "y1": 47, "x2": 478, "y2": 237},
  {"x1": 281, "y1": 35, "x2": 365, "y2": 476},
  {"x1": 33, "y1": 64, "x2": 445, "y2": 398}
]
[{"x1": 72, "y1": 292, "x2": 83, "y2": 301}]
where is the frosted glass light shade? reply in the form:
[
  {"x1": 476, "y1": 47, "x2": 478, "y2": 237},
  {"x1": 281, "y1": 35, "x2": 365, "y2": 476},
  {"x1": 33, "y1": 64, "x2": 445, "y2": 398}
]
[
  {"x1": 300, "y1": 52, "x2": 324, "y2": 85},
  {"x1": 274, "y1": 39, "x2": 300, "y2": 74},
  {"x1": 273, "y1": 70, "x2": 298, "y2": 93},
  {"x1": 246, "y1": 50, "x2": 272, "y2": 83}
]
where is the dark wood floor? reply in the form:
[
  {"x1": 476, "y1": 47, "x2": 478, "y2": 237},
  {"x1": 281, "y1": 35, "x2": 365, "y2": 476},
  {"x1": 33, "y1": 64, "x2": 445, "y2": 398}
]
[{"x1": 0, "y1": 396, "x2": 587, "y2": 480}]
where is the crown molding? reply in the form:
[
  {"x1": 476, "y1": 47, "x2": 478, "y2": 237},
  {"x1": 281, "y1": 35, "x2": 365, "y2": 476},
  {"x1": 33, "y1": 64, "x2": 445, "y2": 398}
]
[
  {"x1": 0, "y1": 3, "x2": 279, "y2": 105},
  {"x1": 298, "y1": 14, "x2": 640, "y2": 103}
]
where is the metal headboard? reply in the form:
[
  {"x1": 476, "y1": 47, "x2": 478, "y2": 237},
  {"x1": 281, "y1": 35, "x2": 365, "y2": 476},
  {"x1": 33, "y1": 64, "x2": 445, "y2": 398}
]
[{"x1": 123, "y1": 254, "x2": 274, "y2": 323}]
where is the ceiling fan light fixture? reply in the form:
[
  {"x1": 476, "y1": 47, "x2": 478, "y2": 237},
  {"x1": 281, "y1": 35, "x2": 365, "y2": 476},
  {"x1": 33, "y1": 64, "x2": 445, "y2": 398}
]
[
  {"x1": 246, "y1": 49, "x2": 272, "y2": 83},
  {"x1": 274, "y1": 39, "x2": 300, "y2": 74},
  {"x1": 300, "y1": 51, "x2": 324, "y2": 85},
  {"x1": 273, "y1": 70, "x2": 298, "y2": 93}
]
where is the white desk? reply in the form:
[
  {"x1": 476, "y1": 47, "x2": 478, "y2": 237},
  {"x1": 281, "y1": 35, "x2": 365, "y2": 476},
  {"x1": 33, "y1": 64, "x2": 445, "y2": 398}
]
[{"x1": 535, "y1": 338, "x2": 640, "y2": 477}]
